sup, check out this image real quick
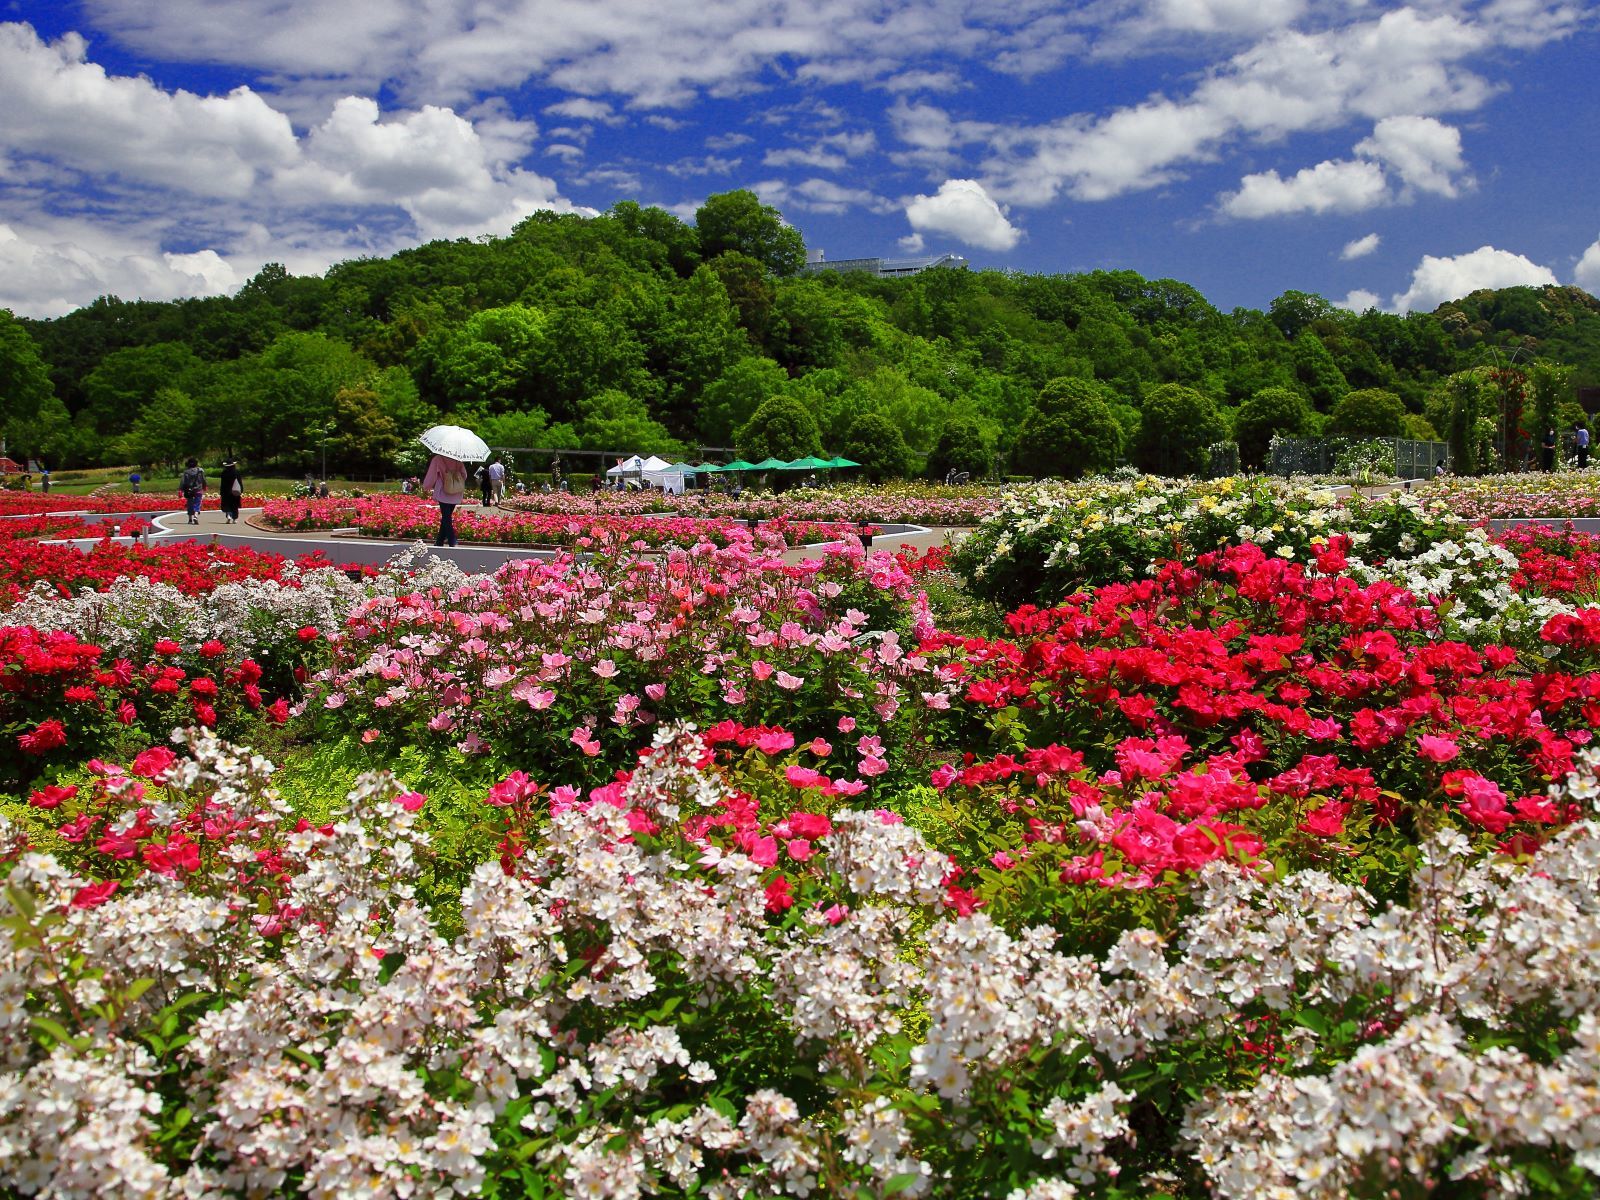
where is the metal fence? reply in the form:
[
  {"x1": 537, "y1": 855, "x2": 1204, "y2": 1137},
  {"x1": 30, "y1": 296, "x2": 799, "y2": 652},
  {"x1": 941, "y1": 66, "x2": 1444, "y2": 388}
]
[{"x1": 1268, "y1": 437, "x2": 1449, "y2": 480}]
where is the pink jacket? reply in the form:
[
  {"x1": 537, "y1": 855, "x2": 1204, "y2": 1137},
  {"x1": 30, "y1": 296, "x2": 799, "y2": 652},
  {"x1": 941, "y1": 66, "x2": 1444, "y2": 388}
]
[{"x1": 422, "y1": 455, "x2": 467, "y2": 504}]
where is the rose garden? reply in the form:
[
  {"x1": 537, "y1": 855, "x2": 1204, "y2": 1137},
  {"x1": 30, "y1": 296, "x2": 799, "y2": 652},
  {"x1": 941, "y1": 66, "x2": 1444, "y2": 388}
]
[{"x1": 3, "y1": 472, "x2": 1600, "y2": 1199}]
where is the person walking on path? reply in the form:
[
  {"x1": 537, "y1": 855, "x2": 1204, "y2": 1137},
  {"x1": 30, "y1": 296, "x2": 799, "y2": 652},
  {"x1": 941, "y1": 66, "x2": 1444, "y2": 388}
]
[
  {"x1": 1576, "y1": 423, "x2": 1591, "y2": 470},
  {"x1": 422, "y1": 453, "x2": 467, "y2": 547},
  {"x1": 1541, "y1": 427, "x2": 1558, "y2": 472},
  {"x1": 129, "y1": 470, "x2": 141, "y2": 494},
  {"x1": 475, "y1": 463, "x2": 493, "y2": 508},
  {"x1": 218, "y1": 459, "x2": 244, "y2": 525},
  {"x1": 488, "y1": 457, "x2": 506, "y2": 503},
  {"x1": 179, "y1": 458, "x2": 206, "y2": 524}
]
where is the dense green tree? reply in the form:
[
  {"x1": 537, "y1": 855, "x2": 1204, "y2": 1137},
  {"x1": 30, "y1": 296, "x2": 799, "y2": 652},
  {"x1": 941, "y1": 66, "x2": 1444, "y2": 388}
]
[
  {"x1": 635, "y1": 268, "x2": 748, "y2": 433},
  {"x1": 842, "y1": 412, "x2": 912, "y2": 482},
  {"x1": 114, "y1": 387, "x2": 200, "y2": 468},
  {"x1": 925, "y1": 416, "x2": 994, "y2": 481},
  {"x1": 1327, "y1": 388, "x2": 1405, "y2": 438},
  {"x1": 328, "y1": 386, "x2": 401, "y2": 472},
  {"x1": 1291, "y1": 333, "x2": 1349, "y2": 411},
  {"x1": 473, "y1": 408, "x2": 560, "y2": 455},
  {"x1": 1235, "y1": 386, "x2": 1314, "y2": 468},
  {"x1": 577, "y1": 389, "x2": 683, "y2": 458},
  {"x1": 736, "y1": 395, "x2": 823, "y2": 462},
  {"x1": 0, "y1": 309, "x2": 57, "y2": 456},
  {"x1": 1268, "y1": 290, "x2": 1337, "y2": 341},
  {"x1": 695, "y1": 190, "x2": 805, "y2": 277},
  {"x1": 80, "y1": 342, "x2": 208, "y2": 438},
  {"x1": 822, "y1": 368, "x2": 947, "y2": 462},
  {"x1": 1013, "y1": 377, "x2": 1125, "y2": 478},
  {"x1": 700, "y1": 357, "x2": 788, "y2": 446},
  {"x1": 1134, "y1": 383, "x2": 1228, "y2": 476}
]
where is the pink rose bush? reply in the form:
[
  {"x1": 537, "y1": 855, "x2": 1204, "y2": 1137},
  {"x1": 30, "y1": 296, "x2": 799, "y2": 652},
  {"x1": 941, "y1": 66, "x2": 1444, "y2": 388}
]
[
  {"x1": 298, "y1": 536, "x2": 950, "y2": 788},
  {"x1": 261, "y1": 494, "x2": 859, "y2": 550}
]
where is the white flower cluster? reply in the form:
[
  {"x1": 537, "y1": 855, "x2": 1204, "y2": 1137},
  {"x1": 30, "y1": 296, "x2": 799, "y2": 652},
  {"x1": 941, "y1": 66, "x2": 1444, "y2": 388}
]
[
  {"x1": 2, "y1": 547, "x2": 468, "y2": 667},
  {"x1": 3, "y1": 731, "x2": 1599, "y2": 1197}
]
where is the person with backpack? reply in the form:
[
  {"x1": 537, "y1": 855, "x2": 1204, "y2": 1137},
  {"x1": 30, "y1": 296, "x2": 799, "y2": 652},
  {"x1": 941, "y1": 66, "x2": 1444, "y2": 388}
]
[
  {"x1": 179, "y1": 458, "x2": 206, "y2": 524},
  {"x1": 422, "y1": 453, "x2": 467, "y2": 547},
  {"x1": 218, "y1": 459, "x2": 244, "y2": 524}
]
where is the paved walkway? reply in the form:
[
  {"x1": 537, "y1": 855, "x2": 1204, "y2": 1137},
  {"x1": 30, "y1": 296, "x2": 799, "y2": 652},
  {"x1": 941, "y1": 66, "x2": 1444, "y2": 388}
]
[{"x1": 55, "y1": 507, "x2": 973, "y2": 575}]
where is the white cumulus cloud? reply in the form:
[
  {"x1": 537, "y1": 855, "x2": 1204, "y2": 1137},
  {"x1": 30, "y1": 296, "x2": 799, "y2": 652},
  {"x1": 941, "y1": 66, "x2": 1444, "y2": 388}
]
[
  {"x1": 904, "y1": 179, "x2": 1021, "y2": 252},
  {"x1": 1341, "y1": 232, "x2": 1381, "y2": 260},
  {"x1": 1391, "y1": 245, "x2": 1558, "y2": 313},
  {"x1": 1575, "y1": 235, "x2": 1600, "y2": 295},
  {"x1": 1221, "y1": 159, "x2": 1387, "y2": 218},
  {"x1": 1355, "y1": 115, "x2": 1467, "y2": 197},
  {"x1": 1334, "y1": 288, "x2": 1381, "y2": 312}
]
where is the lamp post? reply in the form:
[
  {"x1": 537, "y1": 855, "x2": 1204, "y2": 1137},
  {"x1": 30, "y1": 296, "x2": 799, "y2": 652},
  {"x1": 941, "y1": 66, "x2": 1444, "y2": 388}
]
[{"x1": 319, "y1": 421, "x2": 333, "y2": 487}]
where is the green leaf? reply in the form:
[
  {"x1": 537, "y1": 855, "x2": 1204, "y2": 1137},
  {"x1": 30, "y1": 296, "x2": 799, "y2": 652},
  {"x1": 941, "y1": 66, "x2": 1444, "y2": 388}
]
[
  {"x1": 5, "y1": 884, "x2": 37, "y2": 920},
  {"x1": 883, "y1": 1175, "x2": 923, "y2": 1196},
  {"x1": 31, "y1": 1017, "x2": 77, "y2": 1047},
  {"x1": 1292, "y1": 1010, "x2": 1329, "y2": 1037}
]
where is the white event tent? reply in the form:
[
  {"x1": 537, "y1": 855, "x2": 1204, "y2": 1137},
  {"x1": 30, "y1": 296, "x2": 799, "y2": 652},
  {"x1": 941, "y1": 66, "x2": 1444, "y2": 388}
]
[{"x1": 605, "y1": 455, "x2": 691, "y2": 494}]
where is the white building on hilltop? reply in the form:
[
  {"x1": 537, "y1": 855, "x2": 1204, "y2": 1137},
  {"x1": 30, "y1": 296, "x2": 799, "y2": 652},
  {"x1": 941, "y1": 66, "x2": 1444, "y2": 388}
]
[{"x1": 802, "y1": 249, "x2": 967, "y2": 278}]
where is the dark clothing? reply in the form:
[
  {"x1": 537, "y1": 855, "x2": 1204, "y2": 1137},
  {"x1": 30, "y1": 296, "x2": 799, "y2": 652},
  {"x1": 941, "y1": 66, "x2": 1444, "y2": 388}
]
[
  {"x1": 219, "y1": 466, "x2": 243, "y2": 519},
  {"x1": 1541, "y1": 430, "x2": 1557, "y2": 472},
  {"x1": 436, "y1": 502, "x2": 458, "y2": 547},
  {"x1": 180, "y1": 465, "x2": 205, "y2": 522}
]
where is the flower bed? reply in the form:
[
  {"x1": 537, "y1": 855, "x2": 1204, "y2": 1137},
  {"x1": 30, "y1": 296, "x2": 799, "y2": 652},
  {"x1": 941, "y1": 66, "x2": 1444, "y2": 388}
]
[
  {"x1": 0, "y1": 492, "x2": 267, "y2": 516},
  {"x1": 2, "y1": 725, "x2": 1596, "y2": 1198},
  {"x1": 505, "y1": 481, "x2": 1005, "y2": 526},
  {"x1": 260, "y1": 494, "x2": 861, "y2": 548},
  {"x1": 1415, "y1": 470, "x2": 1600, "y2": 519},
  {"x1": 297, "y1": 539, "x2": 947, "y2": 788},
  {"x1": 5, "y1": 472, "x2": 1600, "y2": 1199},
  {"x1": 921, "y1": 542, "x2": 1600, "y2": 921}
]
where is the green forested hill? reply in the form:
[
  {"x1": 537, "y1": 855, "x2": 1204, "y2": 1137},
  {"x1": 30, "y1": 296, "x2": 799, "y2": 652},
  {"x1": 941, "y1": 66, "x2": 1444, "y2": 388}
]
[{"x1": 3, "y1": 192, "x2": 1598, "y2": 475}]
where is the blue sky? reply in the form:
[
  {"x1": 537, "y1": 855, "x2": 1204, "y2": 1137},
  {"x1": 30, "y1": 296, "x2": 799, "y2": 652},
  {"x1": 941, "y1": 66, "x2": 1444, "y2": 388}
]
[{"x1": 2, "y1": 0, "x2": 1598, "y2": 319}]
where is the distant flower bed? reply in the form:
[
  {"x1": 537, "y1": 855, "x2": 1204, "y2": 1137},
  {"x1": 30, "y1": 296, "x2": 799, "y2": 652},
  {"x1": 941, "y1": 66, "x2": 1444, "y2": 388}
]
[
  {"x1": 0, "y1": 540, "x2": 364, "y2": 602},
  {"x1": 1415, "y1": 470, "x2": 1600, "y2": 519},
  {"x1": 260, "y1": 494, "x2": 860, "y2": 549},
  {"x1": 507, "y1": 481, "x2": 1005, "y2": 526},
  {"x1": 0, "y1": 492, "x2": 266, "y2": 516}
]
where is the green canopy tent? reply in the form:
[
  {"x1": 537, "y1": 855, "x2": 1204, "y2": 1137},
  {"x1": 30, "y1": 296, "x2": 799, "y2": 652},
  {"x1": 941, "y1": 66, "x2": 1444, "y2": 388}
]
[
  {"x1": 693, "y1": 462, "x2": 724, "y2": 473},
  {"x1": 750, "y1": 457, "x2": 790, "y2": 470},
  {"x1": 781, "y1": 456, "x2": 833, "y2": 470},
  {"x1": 664, "y1": 462, "x2": 700, "y2": 474},
  {"x1": 720, "y1": 459, "x2": 759, "y2": 472},
  {"x1": 825, "y1": 456, "x2": 861, "y2": 469}
]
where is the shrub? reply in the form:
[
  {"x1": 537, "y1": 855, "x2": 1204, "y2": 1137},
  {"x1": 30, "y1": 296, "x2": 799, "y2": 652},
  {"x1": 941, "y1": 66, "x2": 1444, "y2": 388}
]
[
  {"x1": 1235, "y1": 386, "x2": 1313, "y2": 468},
  {"x1": 842, "y1": 412, "x2": 912, "y2": 481},
  {"x1": 1133, "y1": 383, "x2": 1227, "y2": 476},
  {"x1": 1013, "y1": 377, "x2": 1125, "y2": 479},
  {"x1": 1328, "y1": 387, "x2": 1405, "y2": 438},
  {"x1": 736, "y1": 394, "x2": 823, "y2": 461}
]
